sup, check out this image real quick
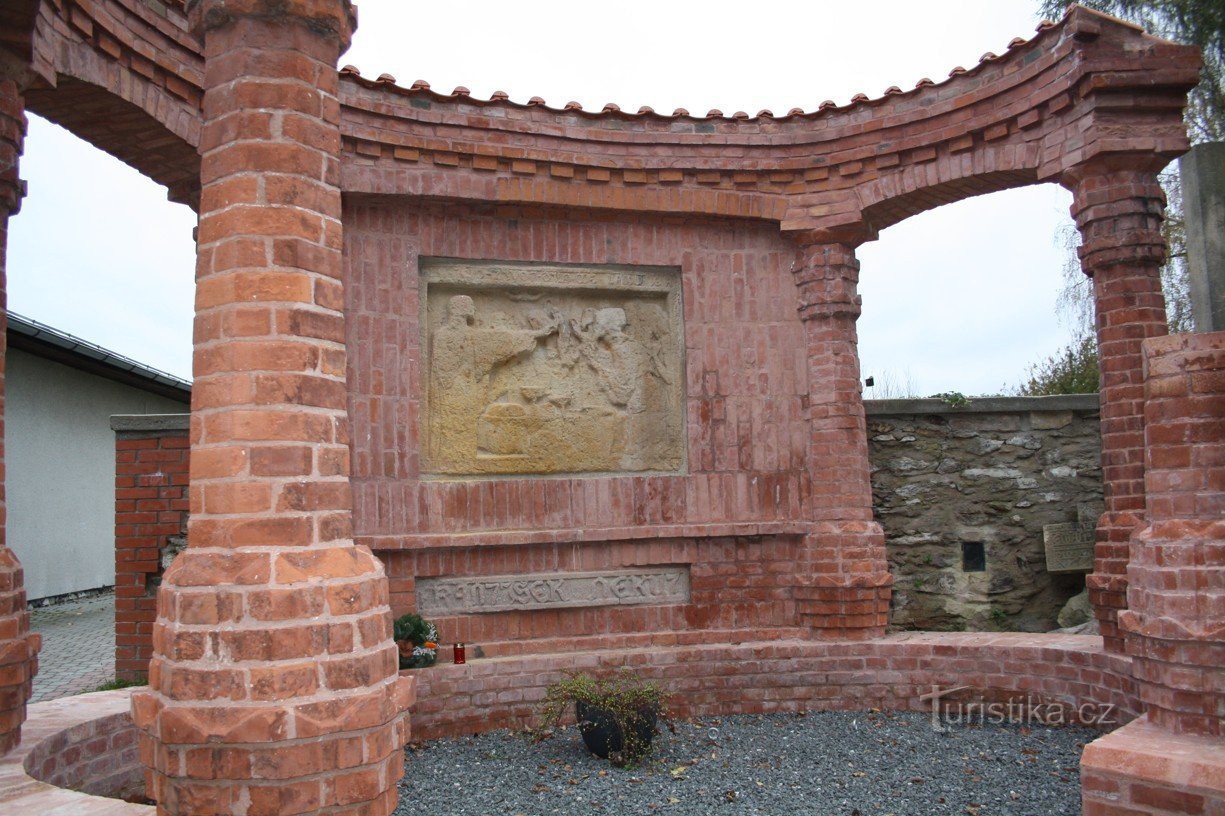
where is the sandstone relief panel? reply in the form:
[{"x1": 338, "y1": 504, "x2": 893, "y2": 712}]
[{"x1": 421, "y1": 260, "x2": 686, "y2": 476}]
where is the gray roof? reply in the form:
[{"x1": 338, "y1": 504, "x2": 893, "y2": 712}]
[{"x1": 6, "y1": 312, "x2": 191, "y2": 402}]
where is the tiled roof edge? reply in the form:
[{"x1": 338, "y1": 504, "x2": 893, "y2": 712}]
[{"x1": 337, "y1": 12, "x2": 1080, "y2": 123}]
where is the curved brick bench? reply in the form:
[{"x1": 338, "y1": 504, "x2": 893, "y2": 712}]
[
  {"x1": 0, "y1": 689, "x2": 152, "y2": 814},
  {"x1": 405, "y1": 632, "x2": 1138, "y2": 740}
]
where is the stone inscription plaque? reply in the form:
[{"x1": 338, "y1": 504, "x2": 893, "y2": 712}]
[
  {"x1": 1043, "y1": 522, "x2": 1095, "y2": 573},
  {"x1": 420, "y1": 259, "x2": 685, "y2": 476},
  {"x1": 416, "y1": 567, "x2": 691, "y2": 615}
]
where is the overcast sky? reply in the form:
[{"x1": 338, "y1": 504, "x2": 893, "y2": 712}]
[{"x1": 9, "y1": 0, "x2": 1083, "y2": 396}]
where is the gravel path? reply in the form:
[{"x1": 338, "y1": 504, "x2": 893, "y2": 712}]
[{"x1": 394, "y1": 710, "x2": 1094, "y2": 816}]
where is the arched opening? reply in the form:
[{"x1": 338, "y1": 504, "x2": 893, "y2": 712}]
[
  {"x1": 857, "y1": 184, "x2": 1098, "y2": 633},
  {"x1": 10, "y1": 113, "x2": 193, "y2": 700}
]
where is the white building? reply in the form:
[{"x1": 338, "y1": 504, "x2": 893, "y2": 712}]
[{"x1": 5, "y1": 314, "x2": 190, "y2": 601}]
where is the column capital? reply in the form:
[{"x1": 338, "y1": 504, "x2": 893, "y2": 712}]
[
  {"x1": 1059, "y1": 153, "x2": 1170, "y2": 191},
  {"x1": 791, "y1": 240, "x2": 862, "y2": 321},
  {"x1": 0, "y1": 79, "x2": 26, "y2": 219},
  {"x1": 188, "y1": 0, "x2": 357, "y2": 52},
  {"x1": 1061, "y1": 163, "x2": 1167, "y2": 276}
]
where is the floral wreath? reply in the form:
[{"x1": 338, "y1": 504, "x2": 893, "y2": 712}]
[{"x1": 393, "y1": 612, "x2": 439, "y2": 669}]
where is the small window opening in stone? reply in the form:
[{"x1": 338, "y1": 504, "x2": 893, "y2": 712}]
[{"x1": 962, "y1": 542, "x2": 986, "y2": 572}]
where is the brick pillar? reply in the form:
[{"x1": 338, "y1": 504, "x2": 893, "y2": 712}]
[
  {"x1": 112, "y1": 418, "x2": 190, "y2": 683},
  {"x1": 1064, "y1": 162, "x2": 1169, "y2": 653},
  {"x1": 1119, "y1": 332, "x2": 1224, "y2": 736},
  {"x1": 130, "y1": 3, "x2": 414, "y2": 814},
  {"x1": 0, "y1": 73, "x2": 39, "y2": 757},
  {"x1": 790, "y1": 239, "x2": 892, "y2": 639}
]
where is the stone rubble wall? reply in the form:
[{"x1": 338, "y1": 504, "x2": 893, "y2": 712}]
[{"x1": 865, "y1": 396, "x2": 1102, "y2": 632}]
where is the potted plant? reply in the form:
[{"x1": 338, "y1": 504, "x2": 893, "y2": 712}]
[
  {"x1": 533, "y1": 669, "x2": 668, "y2": 766},
  {"x1": 393, "y1": 612, "x2": 439, "y2": 669}
]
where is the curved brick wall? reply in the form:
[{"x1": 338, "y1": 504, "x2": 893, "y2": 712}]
[
  {"x1": 0, "y1": 690, "x2": 152, "y2": 813},
  {"x1": 404, "y1": 634, "x2": 1139, "y2": 741},
  {"x1": 23, "y1": 711, "x2": 144, "y2": 800}
]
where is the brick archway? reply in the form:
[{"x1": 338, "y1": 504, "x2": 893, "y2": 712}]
[{"x1": 0, "y1": 3, "x2": 1215, "y2": 816}]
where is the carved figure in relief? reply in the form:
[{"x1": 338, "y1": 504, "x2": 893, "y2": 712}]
[{"x1": 426, "y1": 284, "x2": 683, "y2": 475}]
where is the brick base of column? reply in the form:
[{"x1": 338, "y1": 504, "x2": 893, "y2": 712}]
[
  {"x1": 1122, "y1": 544, "x2": 1224, "y2": 734},
  {"x1": 1089, "y1": 510, "x2": 1144, "y2": 654},
  {"x1": 796, "y1": 522, "x2": 892, "y2": 639},
  {"x1": 0, "y1": 547, "x2": 39, "y2": 755},
  {"x1": 132, "y1": 546, "x2": 415, "y2": 814},
  {"x1": 1118, "y1": 332, "x2": 1225, "y2": 737},
  {"x1": 1081, "y1": 716, "x2": 1225, "y2": 816}
]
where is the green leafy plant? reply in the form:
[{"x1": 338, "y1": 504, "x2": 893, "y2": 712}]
[
  {"x1": 393, "y1": 612, "x2": 439, "y2": 669},
  {"x1": 533, "y1": 669, "x2": 669, "y2": 767},
  {"x1": 929, "y1": 391, "x2": 970, "y2": 407},
  {"x1": 1012, "y1": 334, "x2": 1100, "y2": 396},
  {"x1": 990, "y1": 607, "x2": 1010, "y2": 628}
]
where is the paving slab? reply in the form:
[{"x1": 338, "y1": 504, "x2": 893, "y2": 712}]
[{"x1": 29, "y1": 592, "x2": 116, "y2": 703}]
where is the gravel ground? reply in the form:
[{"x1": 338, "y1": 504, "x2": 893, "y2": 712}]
[{"x1": 394, "y1": 710, "x2": 1094, "y2": 816}]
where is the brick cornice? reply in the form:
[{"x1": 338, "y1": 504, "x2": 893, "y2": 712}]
[
  {"x1": 333, "y1": 8, "x2": 1197, "y2": 232},
  {"x1": 0, "y1": 79, "x2": 25, "y2": 218},
  {"x1": 20, "y1": 2, "x2": 1200, "y2": 226}
]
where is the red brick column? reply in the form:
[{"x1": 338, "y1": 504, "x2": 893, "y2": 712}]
[
  {"x1": 1119, "y1": 332, "x2": 1224, "y2": 736},
  {"x1": 0, "y1": 73, "x2": 39, "y2": 757},
  {"x1": 112, "y1": 420, "x2": 190, "y2": 683},
  {"x1": 130, "y1": 3, "x2": 414, "y2": 814},
  {"x1": 790, "y1": 239, "x2": 892, "y2": 639},
  {"x1": 1064, "y1": 162, "x2": 1169, "y2": 653}
]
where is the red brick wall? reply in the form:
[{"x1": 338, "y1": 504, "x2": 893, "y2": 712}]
[
  {"x1": 112, "y1": 423, "x2": 189, "y2": 683},
  {"x1": 1120, "y1": 332, "x2": 1225, "y2": 737},
  {"x1": 23, "y1": 708, "x2": 143, "y2": 799},
  {"x1": 344, "y1": 201, "x2": 813, "y2": 650},
  {"x1": 0, "y1": 75, "x2": 38, "y2": 757},
  {"x1": 406, "y1": 634, "x2": 1140, "y2": 741},
  {"x1": 1081, "y1": 718, "x2": 1225, "y2": 816}
]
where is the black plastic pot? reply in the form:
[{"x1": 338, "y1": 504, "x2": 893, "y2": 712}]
[{"x1": 575, "y1": 700, "x2": 658, "y2": 760}]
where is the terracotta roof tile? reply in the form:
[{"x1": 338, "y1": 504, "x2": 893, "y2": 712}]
[{"x1": 338, "y1": 15, "x2": 1071, "y2": 124}]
